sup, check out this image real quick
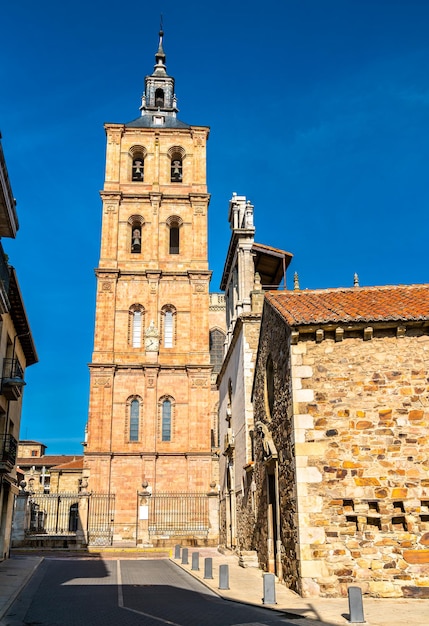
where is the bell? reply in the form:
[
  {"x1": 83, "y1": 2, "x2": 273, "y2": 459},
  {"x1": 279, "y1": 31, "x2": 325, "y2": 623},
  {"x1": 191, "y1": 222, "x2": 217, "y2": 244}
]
[{"x1": 172, "y1": 161, "x2": 182, "y2": 180}]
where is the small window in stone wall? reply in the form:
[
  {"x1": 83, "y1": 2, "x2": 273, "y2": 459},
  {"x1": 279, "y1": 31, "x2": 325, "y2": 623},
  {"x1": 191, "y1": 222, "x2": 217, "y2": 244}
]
[
  {"x1": 367, "y1": 517, "x2": 382, "y2": 530},
  {"x1": 391, "y1": 516, "x2": 406, "y2": 531},
  {"x1": 368, "y1": 501, "x2": 379, "y2": 513},
  {"x1": 420, "y1": 501, "x2": 429, "y2": 525}
]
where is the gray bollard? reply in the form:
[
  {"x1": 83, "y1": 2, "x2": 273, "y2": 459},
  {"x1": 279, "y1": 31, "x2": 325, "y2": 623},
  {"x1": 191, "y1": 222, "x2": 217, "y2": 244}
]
[
  {"x1": 174, "y1": 544, "x2": 181, "y2": 559},
  {"x1": 348, "y1": 586, "x2": 365, "y2": 623},
  {"x1": 204, "y1": 557, "x2": 213, "y2": 579},
  {"x1": 181, "y1": 547, "x2": 189, "y2": 565},
  {"x1": 219, "y1": 564, "x2": 229, "y2": 590},
  {"x1": 191, "y1": 551, "x2": 200, "y2": 571},
  {"x1": 263, "y1": 573, "x2": 276, "y2": 605}
]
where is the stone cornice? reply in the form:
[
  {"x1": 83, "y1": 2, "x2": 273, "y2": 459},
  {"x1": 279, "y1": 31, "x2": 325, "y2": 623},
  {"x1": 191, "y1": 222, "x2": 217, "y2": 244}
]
[{"x1": 290, "y1": 320, "x2": 429, "y2": 344}]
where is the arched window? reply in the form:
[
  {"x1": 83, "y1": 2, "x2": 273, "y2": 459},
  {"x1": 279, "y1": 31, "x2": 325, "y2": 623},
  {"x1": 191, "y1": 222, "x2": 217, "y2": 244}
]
[
  {"x1": 162, "y1": 398, "x2": 172, "y2": 441},
  {"x1": 129, "y1": 304, "x2": 145, "y2": 347},
  {"x1": 166, "y1": 216, "x2": 183, "y2": 255},
  {"x1": 132, "y1": 156, "x2": 144, "y2": 181},
  {"x1": 129, "y1": 146, "x2": 147, "y2": 182},
  {"x1": 168, "y1": 146, "x2": 185, "y2": 183},
  {"x1": 209, "y1": 328, "x2": 226, "y2": 374},
  {"x1": 171, "y1": 157, "x2": 182, "y2": 182},
  {"x1": 155, "y1": 88, "x2": 164, "y2": 107},
  {"x1": 128, "y1": 215, "x2": 144, "y2": 254},
  {"x1": 130, "y1": 398, "x2": 140, "y2": 441},
  {"x1": 164, "y1": 311, "x2": 173, "y2": 347},
  {"x1": 161, "y1": 305, "x2": 176, "y2": 348},
  {"x1": 131, "y1": 226, "x2": 141, "y2": 253},
  {"x1": 169, "y1": 225, "x2": 179, "y2": 254}
]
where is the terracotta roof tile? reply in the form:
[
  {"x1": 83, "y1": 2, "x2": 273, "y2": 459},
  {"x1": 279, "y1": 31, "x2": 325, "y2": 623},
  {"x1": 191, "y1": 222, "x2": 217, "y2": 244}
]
[
  {"x1": 17, "y1": 455, "x2": 83, "y2": 468},
  {"x1": 266, "y1": 284, "x2": 429, "y2": 326},
  {"x1": 50, "y1": 458, "x2": 83, "y2": 471}
]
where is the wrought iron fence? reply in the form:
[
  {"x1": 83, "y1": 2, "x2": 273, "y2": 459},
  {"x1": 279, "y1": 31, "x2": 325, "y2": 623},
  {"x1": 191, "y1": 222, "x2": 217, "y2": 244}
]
[
  {"x1": 28, "y1": 493, "x2": 80, "y2": 535},
  {"x1": 148, "y1": 492, "x2": 209, "y2": 536},
  {"x1": 87, "y1": 493, "x2": 115, "y2": 546}
]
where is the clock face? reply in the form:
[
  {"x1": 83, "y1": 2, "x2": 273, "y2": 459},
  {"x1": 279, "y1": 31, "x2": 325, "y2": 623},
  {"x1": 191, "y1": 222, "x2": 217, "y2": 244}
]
[{"x1": 146, "y1": 338, "x2": 158, "y2": 351}]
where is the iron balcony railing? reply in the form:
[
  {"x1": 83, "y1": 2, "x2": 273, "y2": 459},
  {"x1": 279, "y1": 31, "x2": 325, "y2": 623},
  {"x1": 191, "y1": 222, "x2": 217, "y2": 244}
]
[
  {"x1": 0, "y1": 433, "x2": 17, "y2": 469},
  {"x1": 2, "y1": 357, "x2": 24, "y2": 381},
  {"x1": 1, "y1": 358, "x2": 25, "y2": 400}
]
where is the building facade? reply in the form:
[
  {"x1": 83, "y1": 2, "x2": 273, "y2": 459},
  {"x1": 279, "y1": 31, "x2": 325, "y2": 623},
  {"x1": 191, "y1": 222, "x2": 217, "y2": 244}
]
[
  {"x1": 84, "y1": 31, "x2": 218, "y2": 545},
  {"x1": 251, "y1": 284, "x2": 429, "y2": 598},
  {"x1": 217, "y1": 194, "x2": 292, "y2": 553},
  {"x1": 0, "y1": 136, "x2": 37, "y2": 559},
  {"x1": 17, "y1": 441, "x2": 83, "y2": 494}
]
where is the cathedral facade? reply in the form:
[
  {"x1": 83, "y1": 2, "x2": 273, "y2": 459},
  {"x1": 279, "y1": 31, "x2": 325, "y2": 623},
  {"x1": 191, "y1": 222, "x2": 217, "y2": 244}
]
[{"x1": 83, "y1": 31, "x2": 218, "y2": 545}]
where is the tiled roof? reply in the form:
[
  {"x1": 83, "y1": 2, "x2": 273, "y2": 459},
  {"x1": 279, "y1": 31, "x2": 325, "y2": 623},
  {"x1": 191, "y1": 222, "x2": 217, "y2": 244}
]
[
  {"x1": 18, "y1": 440, "x2": 45, "y2": 446},
  {"x1": 17, "y1": 455, "x2": 83, "y2": 468},
  {"x1": 125, "y1": 115, "x2": 191, "y2": 129},
  {"x1": 266, "y1": 284, "x2": 429, "y2": 326},
  {"x1": 51, "y1": 458, "x2": 83, "y2": 471}
]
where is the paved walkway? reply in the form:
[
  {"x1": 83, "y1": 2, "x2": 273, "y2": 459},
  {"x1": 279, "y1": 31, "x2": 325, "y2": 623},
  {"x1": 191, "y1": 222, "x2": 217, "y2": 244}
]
[
  {"x1": 172, "y1": 547, "x2": 429, "y2": 626},
  {"x1": 0, "y1": 550, "x2": 428, "y2": 626},
  {"x1": 0, "y1": 555, "x2": 42, "y2": 623}
]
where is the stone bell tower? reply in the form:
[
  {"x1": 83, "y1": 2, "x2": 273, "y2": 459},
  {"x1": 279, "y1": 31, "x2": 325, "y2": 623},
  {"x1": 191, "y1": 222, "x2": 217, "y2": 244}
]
[{"x1": 84, "y1": 30, "x2": 217, "y2": 545}]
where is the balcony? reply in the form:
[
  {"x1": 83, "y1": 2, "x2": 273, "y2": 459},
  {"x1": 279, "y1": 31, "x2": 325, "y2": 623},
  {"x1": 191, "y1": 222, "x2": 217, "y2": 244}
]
[
  {"x1": 0, "y1": 433, "x2": 17, "y2": 473},
  {"x1": 1, "y1": 358, "x2": 25, "y2": 400}
]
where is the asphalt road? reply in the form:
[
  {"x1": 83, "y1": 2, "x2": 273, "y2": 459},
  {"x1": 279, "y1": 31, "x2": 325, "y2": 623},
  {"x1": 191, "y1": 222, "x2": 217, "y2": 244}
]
[{"x1": 2, "y1": 558, "x2": 300, "y2": 626}]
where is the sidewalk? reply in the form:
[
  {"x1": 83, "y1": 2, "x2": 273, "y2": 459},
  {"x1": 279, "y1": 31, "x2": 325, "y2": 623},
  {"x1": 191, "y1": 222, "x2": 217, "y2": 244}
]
[
  {"x1": 171, "y1": 547, "x2": 429, "y2": 626},
  {"x1": 0, "y1": 556, "x2": 42, "y2": 623}
]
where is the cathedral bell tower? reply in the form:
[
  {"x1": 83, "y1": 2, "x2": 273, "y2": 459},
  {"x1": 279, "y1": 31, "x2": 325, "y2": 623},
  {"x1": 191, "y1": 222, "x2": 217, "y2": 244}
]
[{"x1": 84, "y1": 30, "x2": 216, "y2": 545}]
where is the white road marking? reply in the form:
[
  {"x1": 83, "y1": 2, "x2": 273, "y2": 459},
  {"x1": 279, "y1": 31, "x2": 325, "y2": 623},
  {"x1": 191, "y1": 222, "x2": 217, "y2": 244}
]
[{"x1": 116, "y1": 560, "x2": 182, "y2": 625}]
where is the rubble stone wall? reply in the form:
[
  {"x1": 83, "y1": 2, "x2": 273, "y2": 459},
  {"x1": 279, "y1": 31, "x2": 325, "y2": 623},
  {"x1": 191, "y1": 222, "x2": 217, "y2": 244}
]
[{"x1": 253, "y1": 299, "x2": 429, "y2": 598}]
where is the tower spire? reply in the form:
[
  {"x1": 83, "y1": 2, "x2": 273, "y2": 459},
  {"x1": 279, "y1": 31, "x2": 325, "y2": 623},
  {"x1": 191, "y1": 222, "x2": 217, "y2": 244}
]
[
  {"x1": 136, "y1": 26, "x2": 180, "y2": 123},
  {"x1": 154, "y1": 22, "x2": 167, "y2": 75}
]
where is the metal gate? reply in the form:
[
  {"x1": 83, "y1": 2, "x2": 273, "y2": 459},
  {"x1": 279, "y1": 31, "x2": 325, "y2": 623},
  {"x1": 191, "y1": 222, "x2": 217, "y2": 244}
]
[
  {"x1": 148, "y1": 492, "x2": 209, "y2": 537},
  {"x1": 87, "y1": 493, "x2": 115, "y2": 546},
  {"x1": 28, "y1": 493, "x2": 80, "y2": 535}
]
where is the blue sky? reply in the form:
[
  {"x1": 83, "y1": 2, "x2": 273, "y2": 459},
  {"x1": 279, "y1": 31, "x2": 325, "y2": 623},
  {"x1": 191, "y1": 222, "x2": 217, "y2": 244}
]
[{"x1": 2, "y1": 1, "x2": 429, "y2": 454}]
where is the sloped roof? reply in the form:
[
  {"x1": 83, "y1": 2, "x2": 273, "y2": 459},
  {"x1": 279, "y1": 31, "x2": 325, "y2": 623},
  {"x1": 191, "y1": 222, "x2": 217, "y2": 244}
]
[
  {"x1": 125, "y1": 115, "x2": 191, "y2": 129},
  {"x1": 50, "y1": 458, "x2": 84, "y2": 471},
  {"x1": 18, "y1": 440, "x2": 45, "y2": 446},
  {"x1": 266, "y1": 284, "x2": 429, "y2": 327},
  {"x1": 17, "y1": 455, "x2": 83, "y2": 468},
  {"x1": 252, "y1": 243, "x2": 293, "y2": 289}
]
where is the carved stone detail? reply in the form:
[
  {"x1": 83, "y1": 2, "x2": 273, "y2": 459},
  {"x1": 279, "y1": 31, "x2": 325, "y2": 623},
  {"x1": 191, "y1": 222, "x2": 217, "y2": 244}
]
[{"x1": 93, "y1": 377, "x2": 111, "y2": 388}]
